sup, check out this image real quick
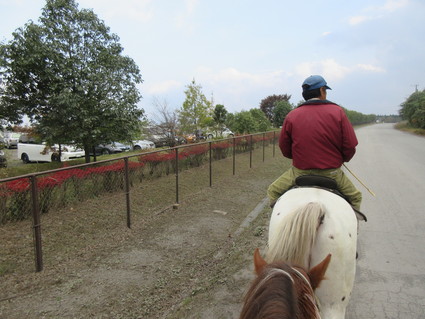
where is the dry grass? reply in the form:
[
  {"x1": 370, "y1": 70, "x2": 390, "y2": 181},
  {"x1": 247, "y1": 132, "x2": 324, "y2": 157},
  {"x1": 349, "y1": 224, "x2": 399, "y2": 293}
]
[
  {"x1": 394, "y1": 121, "x2": 425, "y2": 136},
  {"x1": 0, "y1": 145, "x2": 290, "y2": 318}
]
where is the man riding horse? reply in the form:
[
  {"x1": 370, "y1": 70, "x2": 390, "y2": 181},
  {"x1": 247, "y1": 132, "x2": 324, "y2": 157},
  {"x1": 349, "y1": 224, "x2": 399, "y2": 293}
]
[{"x1": 267, "y1": 75, "x2": 362, "y2": 211}]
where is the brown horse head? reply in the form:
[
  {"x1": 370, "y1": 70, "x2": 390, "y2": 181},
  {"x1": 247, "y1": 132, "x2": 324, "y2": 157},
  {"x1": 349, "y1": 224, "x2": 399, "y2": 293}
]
[{"x1": 239, "y1": 249, "x2": 331, "y2": 319}]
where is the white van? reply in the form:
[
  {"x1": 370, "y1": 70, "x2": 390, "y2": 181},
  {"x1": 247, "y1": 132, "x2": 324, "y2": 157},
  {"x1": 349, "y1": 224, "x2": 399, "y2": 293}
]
[{"x1": 18, "y1": 142, "x2": 85, "y2": 163}]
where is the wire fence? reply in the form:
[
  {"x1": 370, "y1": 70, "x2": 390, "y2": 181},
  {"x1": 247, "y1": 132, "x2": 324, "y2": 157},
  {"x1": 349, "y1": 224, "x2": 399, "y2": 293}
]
[{"x1": 0, "y1": 131, "x2": 278, "y2": 272}]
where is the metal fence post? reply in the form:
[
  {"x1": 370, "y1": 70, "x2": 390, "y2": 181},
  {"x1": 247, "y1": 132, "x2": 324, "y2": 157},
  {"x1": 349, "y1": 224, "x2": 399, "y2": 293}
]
[
  {"x1": 262, "y1": 133, "x2": 265, "y2": 162},
  {"x1": 175, "y1": 148, "x2": 179, "y2": 204},
  {"x1": 209, "y1": 142, "x2": 212, "y2": 187},
  {"x1": 124, "y1": 158, "x2": 131, "y2": 229},
  {"x1": 249, "y1": 135, "x2": 253, "y2": 168},
  {"x1": 30, "y1": 175, "x2": 43, "y2": 272},
  {"x1": 273, "y1": 131, "x2": 276, "y2": 157},
  {"x1": 233, "y1": 137, "x2": 236, "y2": 175}
]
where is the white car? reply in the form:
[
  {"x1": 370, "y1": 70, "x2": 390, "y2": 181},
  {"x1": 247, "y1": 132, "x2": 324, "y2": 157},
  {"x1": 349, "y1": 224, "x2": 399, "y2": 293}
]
[
  {"x1": 132, "y1": 140, "x2": 155, "y2": 150},
  {"x1": 4, "y1": 132, "x2": 21, "y2": 149},
  {"x1": 206, "y1": 128, "x2": 234, "y2": 139}
]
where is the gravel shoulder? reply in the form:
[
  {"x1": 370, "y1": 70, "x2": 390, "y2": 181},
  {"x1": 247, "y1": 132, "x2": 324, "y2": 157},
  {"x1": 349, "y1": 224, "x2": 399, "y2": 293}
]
[{"x1": 0, "y1": 149, "x2": 289, "y2": 319}]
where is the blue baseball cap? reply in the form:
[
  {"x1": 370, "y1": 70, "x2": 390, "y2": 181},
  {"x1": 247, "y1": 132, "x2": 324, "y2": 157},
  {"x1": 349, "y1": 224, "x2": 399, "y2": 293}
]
[{"x1": 302, "y1": 75, "x2": 331, "y2": 91}]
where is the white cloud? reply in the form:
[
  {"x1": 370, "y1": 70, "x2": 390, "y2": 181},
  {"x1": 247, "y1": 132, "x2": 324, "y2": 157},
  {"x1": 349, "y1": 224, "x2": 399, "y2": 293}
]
[
  {"x1": 295, "y1": 59, "x2": 351, "y2": 81},
  {"x1": 357, "y1": 64, "x2": 386, "y2": 72},
  {"x1": 195, "y1": 66, "x2": 288, "y2": 93},
  {"x1": 321, "y1": 31, "x2": 332, "y2": 37},
  {"x1": 348, "y1": 0, "x2": 409, "y2": 26},
  {"x1": 184, "y1": 0, "x2": 198, "y2": 14},
  {"x1": 174, "y1": 0, "x2": 199, "y2": 29},
  {"x1": 145, "y1": 80, "x2": 182, "y2": 95},
  {"x1": 380, "y1": 0, "x2": 409, "y2": 12},
  {"x1": 295, "y1": 59, "x2": 385, "y2": 82},
  {"x1": 80, "y1": 0, "x2": 154, "y2": 22},
  {"x1": 349, "y1": 15, "x2": 372, "y2": 26}
]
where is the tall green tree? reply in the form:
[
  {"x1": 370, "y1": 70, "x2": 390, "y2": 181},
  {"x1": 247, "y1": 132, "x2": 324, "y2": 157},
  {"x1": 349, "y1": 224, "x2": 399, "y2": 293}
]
[
  {"x1": 0, "y1": 0, "x2": 144, "y2": 162},
  {"x1": 229, "y1": 108, "x2": 271, "y2": 134},
  {"x1": 231, "y1": 111, "x2": 256, "y2": 134},
  {"x1": 178, "y1": 79, "x2": 212, "y2": 133},
  {"x1": 272, "y1": 100, "x2": 292, "y2": 127},
  {"x1": 213, "y1": 104, "x2": 228, "y2": 127},
  {"x1": 259, "y1": 94, "x2": 291, "y2": 123},
  {"x1": 210, "y1": 104, "x2": 228, "y2": 135},
  {"x1": 400, "y1": 89, "x2": 425, "y2": 129},
  {"x1": 249, "y1": 109, "x2": 272, "y2": 132}
]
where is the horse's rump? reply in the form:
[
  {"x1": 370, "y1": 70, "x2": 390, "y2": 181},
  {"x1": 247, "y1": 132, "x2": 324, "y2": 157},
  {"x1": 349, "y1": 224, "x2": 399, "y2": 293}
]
[{"x1": 266, "y1": 201, "x2": 325, "y2": 268}]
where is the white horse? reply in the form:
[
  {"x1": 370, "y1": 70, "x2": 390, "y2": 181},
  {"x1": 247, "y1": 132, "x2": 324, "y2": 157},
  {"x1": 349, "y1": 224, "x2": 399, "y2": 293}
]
[{"x1": 266, "y1": 187, "x2": 358, "y2": 319}]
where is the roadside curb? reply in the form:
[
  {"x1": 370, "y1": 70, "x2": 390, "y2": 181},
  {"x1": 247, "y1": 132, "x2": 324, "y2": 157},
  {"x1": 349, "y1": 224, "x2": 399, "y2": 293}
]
[{"x1": 233, "y1": 197, "x2": 269, "y2": 238}]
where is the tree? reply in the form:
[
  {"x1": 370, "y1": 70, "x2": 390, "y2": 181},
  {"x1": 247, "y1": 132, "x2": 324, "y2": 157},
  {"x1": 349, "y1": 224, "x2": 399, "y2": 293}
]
[
  {"x1": 0, "y1": 0, "x2": 144, "y2": 162},
  {"x1": 150, "y1": 97, "x2": 179, "y2": 146},
  {"x1": 272, "y1": 100, "x2": 292, "y2": 127},
  {"x1": 231, "y1": 111, "x2": 256, "y2": 134},
  {"x1": 213, "y1": 104, "x2": 228, "y2": 127},
  {"x1": 343, "y1": 108, "x2": 376, "y2": 125},
  {"x1": 400, "y1": 89, "x2": 425, "y2": 129},
  {"x1": 210, "y1": 104, "x2": 228, "y2": 135},
  {"x1": 249, "y1": 109, "x2": 272, "y2": 132},
  {"x1": 259, "y1": 94, "x2": 291, "y2": 123},
  {"x1": 230, "y1": 108, "x2": 271, "y2": 134},
  {"x1": 178, "y1": 79, "x2": 212, "y2": 133}
]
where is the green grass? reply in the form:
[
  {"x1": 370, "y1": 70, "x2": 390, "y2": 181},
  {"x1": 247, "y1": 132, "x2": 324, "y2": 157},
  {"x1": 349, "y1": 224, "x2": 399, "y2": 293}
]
[{"x1": 395, "y1": 121, "x2": 425, "y2": 136}]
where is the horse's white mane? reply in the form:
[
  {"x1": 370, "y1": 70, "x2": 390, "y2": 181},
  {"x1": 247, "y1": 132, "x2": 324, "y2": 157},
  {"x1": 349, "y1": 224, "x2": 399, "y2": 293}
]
[{"x1": 266, "y1": 202, "x2": 325, "y2": 268}]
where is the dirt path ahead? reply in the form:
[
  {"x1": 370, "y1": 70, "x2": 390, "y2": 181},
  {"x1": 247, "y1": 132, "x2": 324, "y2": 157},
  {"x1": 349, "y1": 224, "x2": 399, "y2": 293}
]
[{"x1": 1, "y1": 151, "x2": 288, "y2": 319}]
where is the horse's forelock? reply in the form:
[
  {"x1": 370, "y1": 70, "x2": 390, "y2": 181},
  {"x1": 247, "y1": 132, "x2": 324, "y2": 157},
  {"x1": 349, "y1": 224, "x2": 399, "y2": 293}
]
[
  {"x1": 240, "y1": 263, "x2": 298, "y2": 319},
  {"x1": 240, "y1": 262, "x2": 320, "y2": 319}
]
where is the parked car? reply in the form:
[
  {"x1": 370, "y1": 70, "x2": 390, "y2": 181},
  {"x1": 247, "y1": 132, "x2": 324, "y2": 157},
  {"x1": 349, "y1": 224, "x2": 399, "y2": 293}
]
[
  {"x1": 4, "y1": 132, "x2": 21, "y2": 149},
  {"x1": 183, "y1": 130, "x2": 206, "y2": 144},
  {"x1": 92, "y1": 142, "x2": 130, "y2": 156},
  {"x1": 18, "y1": 142, "x2": 85, "y2": 163},
  {"x1": 0, "y1": 149, "x2": 7, "y2": 168},
  {"x1": 183, "y1": 133, "x2": 197, "y2": 143},
  {"x1": 175, "y1": 136, "x2": 187, "y2": 145},
  {"x1": 149, "y1": 134, "x2": 179, "y2": 148},
  {"x1": 132, "y1": 140, "x2": 155, "y2": 150},
  {"x1": 206, "y1": 128, "x2": 234, "y2": 139}
]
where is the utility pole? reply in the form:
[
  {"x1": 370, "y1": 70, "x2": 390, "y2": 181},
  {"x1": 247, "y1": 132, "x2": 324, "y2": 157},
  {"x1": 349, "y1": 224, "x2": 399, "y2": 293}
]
[{"x1": 412, "y1": 84, "x2": 419, "y2": 92}]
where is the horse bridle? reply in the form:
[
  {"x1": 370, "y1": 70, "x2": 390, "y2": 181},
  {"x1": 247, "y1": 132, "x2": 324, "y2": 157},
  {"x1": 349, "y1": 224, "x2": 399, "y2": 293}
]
[{"x1": 287, "y1": 266, "x2": 322, "y2": 319}]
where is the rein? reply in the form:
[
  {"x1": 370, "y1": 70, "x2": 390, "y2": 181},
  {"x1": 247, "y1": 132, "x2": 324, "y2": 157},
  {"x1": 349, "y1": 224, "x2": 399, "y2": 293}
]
[{"x1": 291, "y1": 266, "x2": 322, "y2": 319}]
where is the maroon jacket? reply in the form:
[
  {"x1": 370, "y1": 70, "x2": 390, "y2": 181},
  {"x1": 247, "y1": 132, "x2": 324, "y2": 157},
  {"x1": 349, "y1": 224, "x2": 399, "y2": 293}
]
[{"x1": 279, "y1": 100, "x2": 358, "y2": 170}]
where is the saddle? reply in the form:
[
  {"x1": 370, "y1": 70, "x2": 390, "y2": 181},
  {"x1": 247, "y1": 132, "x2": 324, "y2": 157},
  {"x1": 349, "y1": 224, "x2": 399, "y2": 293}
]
[{"x1": 293, "y1": 175, "x2": 367, "y2": 222}]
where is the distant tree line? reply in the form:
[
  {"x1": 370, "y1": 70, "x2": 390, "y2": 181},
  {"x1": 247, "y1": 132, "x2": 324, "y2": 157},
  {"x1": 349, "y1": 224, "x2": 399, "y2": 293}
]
[
  {"x1": 375, "y1": 115, "x2": 402, "y2": 123},
  {"x1": 342, "y1": 108, "x2": 376, "y2": 125}
]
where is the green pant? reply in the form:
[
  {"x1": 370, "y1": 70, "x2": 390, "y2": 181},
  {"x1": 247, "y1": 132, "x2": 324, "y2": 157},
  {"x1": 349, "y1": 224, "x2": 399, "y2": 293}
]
[{"x1": 267, "y1": 166, "x2": 362, "y2": 210}]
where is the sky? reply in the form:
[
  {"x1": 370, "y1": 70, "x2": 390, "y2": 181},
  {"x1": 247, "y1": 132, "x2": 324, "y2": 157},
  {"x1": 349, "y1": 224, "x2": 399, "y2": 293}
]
[{"x1": 1, "y1": 0, "x2": 424, "y2": 120}]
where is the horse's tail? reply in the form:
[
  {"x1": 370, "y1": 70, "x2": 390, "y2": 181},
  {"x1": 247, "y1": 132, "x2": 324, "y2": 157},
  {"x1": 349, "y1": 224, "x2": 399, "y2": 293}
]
[{"x1": 266, "y1": 202, "x2": 325, "y2": 269}]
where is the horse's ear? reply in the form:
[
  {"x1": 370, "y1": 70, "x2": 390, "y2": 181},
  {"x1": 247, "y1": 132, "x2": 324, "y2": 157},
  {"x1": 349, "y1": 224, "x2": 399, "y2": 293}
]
[
  {"x1": 308, "y1": 253, "x2": 332, "y2": 290},
  {"x1": 253, "y1": 248, "x2": 268, "y2": 275}
]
